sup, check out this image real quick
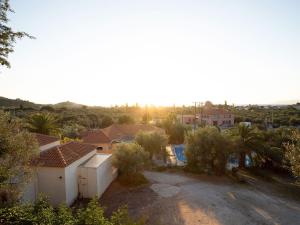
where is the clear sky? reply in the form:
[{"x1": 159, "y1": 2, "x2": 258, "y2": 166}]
[{"x1": 0, "y1": 0, "x2": 299, "y2": 106}]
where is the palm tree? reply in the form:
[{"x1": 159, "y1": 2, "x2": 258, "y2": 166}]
[
  {"x1": 27, "y1": 113, "x2": 58, "y2": 135},
  {"x1": 228, "y1": 124, "x2": 263, "y2": 168}
]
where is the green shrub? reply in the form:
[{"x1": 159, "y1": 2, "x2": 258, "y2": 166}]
[
  {"x1": 112, "y1": 143, "x2": 149, "y2": 176},
  {"x1": 76, "y1": 197, "x2": 110, "y2": 225}
]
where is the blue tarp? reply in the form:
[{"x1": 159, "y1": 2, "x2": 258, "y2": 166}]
[{"x1": 174, "y1": 144, "x2": 187, "y2": 162}]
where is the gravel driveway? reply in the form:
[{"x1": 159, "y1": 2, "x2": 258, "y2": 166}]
[
  {"x1": 145, "y1": 171, "x2": 300, "y2": 225},
  {"x1": 101, "y1": 171, "x2": 300, "y2": 225}
]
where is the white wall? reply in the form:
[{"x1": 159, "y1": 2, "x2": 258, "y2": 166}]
[
  {"x1": 64, "y1": 149, "x2": 96, "y2": 205},
  {"x1": 37, "y1": 167, "x2": 66, "y2": 206},
  {"x1": 78, "y1": 155, "x2": 117, "y2": 199},
  {"x1": 96, "y1": 156, "x2": 117, "y2": 197},
  {"x1": 21, "y1": 174, "x2": 38, "y2": 203},
  {"x1": 40, "y1": 141, "x2": 60, "y2": 152}
]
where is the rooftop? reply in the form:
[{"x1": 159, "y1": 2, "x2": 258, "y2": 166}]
[
  {"x1": 33, "y1": 141, "x2": 96, "y2": 168},
  {"x1": 34, "y1": 133, "x2": 59, "y2": 146},
  {"x1": 81, "y1": 154, "x2": 111, "y2": 168}
]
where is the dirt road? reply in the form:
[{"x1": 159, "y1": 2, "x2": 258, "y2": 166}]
[{"x1": 101, "y1": 171, "x2": 300, "y2": 225}]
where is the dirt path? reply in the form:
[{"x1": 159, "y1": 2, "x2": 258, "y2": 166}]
[{"x1": 101, "y1": 171, "x2": 300, "y2": 225}]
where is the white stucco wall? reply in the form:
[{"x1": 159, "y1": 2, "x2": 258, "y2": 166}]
[
  {"x1": 39, "y1": 141, "x2": 60, "y2": 152},
  {"x1": 21, "y1": 174, "x2": 38, "y2": 203},
  {"x1": 96, "y1": 156, "x2": 117, "y2": 197},
  {"x1": 64, "y1": 149, "x2": 96, "y2": 205},
  {"x1": 37, "y1": 167, "x2": 66, "y2": 206},
  {"x1": 78, "y1": 155, "x2": 117, "y2": 198}
]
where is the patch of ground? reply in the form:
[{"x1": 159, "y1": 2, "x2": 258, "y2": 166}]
[{"x1": 100, "y1": 171, "x2": 300, "y2": 225}]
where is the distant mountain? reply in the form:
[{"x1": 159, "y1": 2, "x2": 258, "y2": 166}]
[
  {"x1": 271, "y1": 99, "x2": 300, "y2": 105},
  {"x1": 0, "y1": 96, "x2": 41, "y2": 109},
  {"x1": 52, "y1": 101, "x2": 86, "y2": 109}
]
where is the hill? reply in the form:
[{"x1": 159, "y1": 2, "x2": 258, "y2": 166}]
[
  {"x1": 0, "y1": 96, "x2": 41, "y2": 109},
  {"x1": 52, "y1": 101, "x2": 86, "y2": 109}
]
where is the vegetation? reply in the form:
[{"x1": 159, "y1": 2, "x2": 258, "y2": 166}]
[
  {"x1": 118, "y1": 115, "x2": 135, "y2": 124},
  {"x1": 112, "y1": 143, "x2": 149, "y2": 186},
  {"x1": 112, "y1": 143, "x2": 149, "y2": 176},
  {"x1": 159, "y1": 113, "x2": 188, "y2": 144},
  {"x1": 135, "y1": 131, "x2": 168, "y2": 160},
  {"x1": 27, "y1": 113, "x2": 58, "y2": 135},
  {"x1": 226, "y1": 124, "x2": 263, "y2": 168},
  {"x1": 284, "y1": 130, "x2": 300, "y2": 178},
  {"x1": 0, "y1": 111, "x2": 38, "y2": 204},
  {"x1": 0, "y1": 0, "x2": 34, "y2": 68},
  {"x1": 0, "y1": 195, "x2": 144, "y2": 225},
  {"x1": 185, "y1": 126, "x2": 231, "y2": 175}
]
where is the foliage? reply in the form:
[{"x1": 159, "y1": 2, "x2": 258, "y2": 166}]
[
  {"x1": 0, "y1": 0, "x2": 34, "y2": 68},
  {"x1": 27, "y1": 113, "x2": 58, "y2": 135},
  {"x1": 160, "y1": 113, "x2": 187, "y2": 144},
  {"x1": 0, "y1": 203, "x2": 35, "y2": 225},
  {"x1": 118, "y1": 115, "x2": 134, "y2": 124},
  {"x1": 185, "y1": 126, "x2": 231, "y2": 175},
  {"x1": 56, "y1": 203, "x2": 77, "y2": 225},
  {"x1": 284, "y1": 130, "x2": 300, "y2": 178},
  {"x1": 0, "y1": 196, "x2": 143, "y2": 225},
  {"x1": 0, "y1": 111, "x2": 38, "y2": 204},
  {"x1": 77, "y1": 198, "x2": 110, "y2": 225},
  {"x1": 34, "y1": 195, "x2": 55, "y2": 225},
  {"x1": 226, "y1": 124, "x2": 263, "y2": 168},
  {"x1": 112, "y1": 143, "x2": 149, "y2": 176},
  {"x1": 135, "y1": 131, "x2": 168, "y2": 159},
  {"x1": 101, "y1": 115, "x2": 114, "y2": 128},
  {"x1": 61, "y1": 124, "x2": 85, "y2": 139},
  {"x1": 110, "y1": 205, "x2": 144, "y2": 225}
]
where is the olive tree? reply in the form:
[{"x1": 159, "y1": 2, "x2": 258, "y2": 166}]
[
  {"x1": 185, "y1": 126, "x2": 231, "y2": 175},
  {"x1": 0, "y1": 111, "x2": 38, "y2": 204},
  {"x1": 112, "y1": 143, "x2": 149, "y2": 176}
]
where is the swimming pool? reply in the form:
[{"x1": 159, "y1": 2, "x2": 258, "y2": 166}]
[{"x1": 173, "y1": 145, "x2": 187, "y2": 162}]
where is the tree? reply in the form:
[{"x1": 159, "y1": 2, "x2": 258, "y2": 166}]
[
  {"x1": 227, "y1": 124, "x2": 263, "y2": 168},
  {"x1": 161, "y1": 113, "x2": 186, "y2": 144},
  {"x1": 112, "y1": 143, "x2": 149, "y2": 176},
  {"x1": 27, "y1": 113, "x2": 58, "y2": 135},
  {"x1": 76, "y1": 197, "x2": 110, "y2": 225},
  {"x1": 101, "y1": 115, "x2": 113, "y2": 128},
  {"x1": 118, "y1": 115, "x2": 134, "y2": 124},
  {"x1": 34, "y1": 195, "x2": 55, "y2": 225},
  {"x1": 0, "y1": 0, "x2": 34, "y2": 68},
  {"x1": 56, "y1": 203, "x2": 76, "y2": 225},
  {"x1": 135, "y1": 131, "x2": 168, "y2": 160},
  {"x1": 284, "y1": 130, "x2": 300, "y2": 178},
  {"x1": 0, "y1": 111, "x2": 38, "y2": 204},
  {"x1": 185, "y1": 127, "x2": 231, "y2": 175}
]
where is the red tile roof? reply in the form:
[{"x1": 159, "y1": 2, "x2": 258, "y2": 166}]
[
  {"x1": 101, "y1": 124, "x2": 165, "y2": 141},
  {"x1": 81, "y1": 130, "x2": 111, "y2": 144},
  {"x1": 81, "y1": 124, "x2": 166, "y2": 144},
  {"x1": 33, "y1": 142, "x2": 96, "y2": 168},
  {"x1": 34, "y1": 133, "x2": 59, "y2": 146}
]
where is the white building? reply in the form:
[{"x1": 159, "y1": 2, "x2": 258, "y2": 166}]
[{"x1": 22, "y1": 133, "x2": 117, "y2": 206}]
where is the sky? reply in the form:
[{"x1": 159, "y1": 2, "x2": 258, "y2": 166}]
[{"x1": 0, "y1": 0, "x2": 299, "y2": 106}]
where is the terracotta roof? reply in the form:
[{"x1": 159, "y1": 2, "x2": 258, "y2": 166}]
[
  {"x1": 101, "y1": 124, "x2": 165, "y2": 141},
  {"x1": 81, "y1": 124, "x2": 165, "y2": 144},
  {"x1": 34, "y1": 133, "x2": 59, "y2": 146},
  {"x1": 81, "y1": 130, "x2": 111, "y2": 144},
  {"x1": 33, "y1": 142, "x2": 96, "y2": 168}
]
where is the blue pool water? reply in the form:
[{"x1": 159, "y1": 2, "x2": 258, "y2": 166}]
[{"x1": 174, "y1": 145, "x2": 187, "y2": 162}]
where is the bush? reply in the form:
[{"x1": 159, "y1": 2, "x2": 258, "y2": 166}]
[
  {"x1": 0, "y1": 196, "x2": 144, "y2": 225},
  {"x1": 112, "y1": 143, "x2": 149, "y2": 176},
  {"x1": 135, "y1": 131, "x2": 168, "y2": 160},
  {"x1": 185, "y1": 127, "x2": 231, "y2": 175},
  {"x1": 284, "y1": 130, "x2": 300, "y2": 178}
]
